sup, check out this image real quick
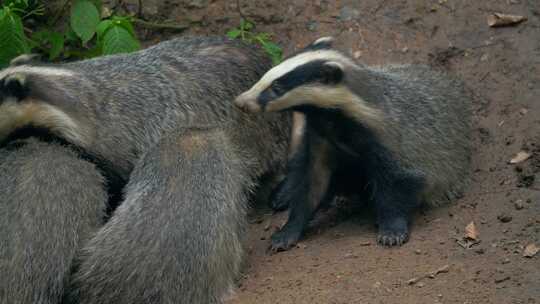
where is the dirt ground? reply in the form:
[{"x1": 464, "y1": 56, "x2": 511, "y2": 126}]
[{"x1": 124, "y1": 0, "x2": 540, "y2": 303}]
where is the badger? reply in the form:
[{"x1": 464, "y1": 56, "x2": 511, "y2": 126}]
[
  {"x1": 0, "y1": 37, "x2": 292, "y2": 303},
  {"x1": 235, "y1": 37, "x2": 471, "y2": 250},
  {"x1": 0, "y1": 138, "x2": 107, "y2": 304}
]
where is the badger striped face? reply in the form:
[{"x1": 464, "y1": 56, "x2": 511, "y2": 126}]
[
  {"x1": 234, "y1": 37, "x2": 383, "y2": 127},
  {"x1": 0, "y1": 65, "x2": 89, "y2": 146},
  {"x1": 234, "y1": 37, "x2": 352, "y2": 113}
]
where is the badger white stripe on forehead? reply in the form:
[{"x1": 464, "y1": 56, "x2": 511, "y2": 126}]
[
  {"x1": 248, "y1": 50, "x2": 357, "y2": 94},
  {"x1": 0, "y1": 66, "x2": 74, "y2": 79}
]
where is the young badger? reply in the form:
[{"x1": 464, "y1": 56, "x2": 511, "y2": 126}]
[
  {"x1": 0, "y1": 138, "x2": 107, "y2": 304},
  {"x1": 0, "y1": 37, "x2": 292, "y2": 303},
  {"x1": 235, "y1": 37, "x2": 471, "y2": 250}
]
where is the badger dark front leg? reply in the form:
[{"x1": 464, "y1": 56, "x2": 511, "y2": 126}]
[
  {"x1": 270, "y1": 131, "x2": 334, "y2": 252},
  {"x1": 65, "y1": 129, "x2": 253, "y2": 304},
  {"x1": 0, "y1": 138, "x2": 107, "y2": 304},
  {"x1": 371, "y1": 167, "x2": 425, "y2": 247},
  {"x1": 268, "y1": 143, "x2": 308, "y2": 212},
  {"x1": 268, "y1": 112, "x2": 307, "y2": 212}
]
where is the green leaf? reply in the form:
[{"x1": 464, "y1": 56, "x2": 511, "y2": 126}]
[
  {"x1": 48, "y1": 32, "x2": 64, "y2": 60},
  {"x1": 70, "y1": 0, "x2": 100, "y2": 43},
  {"x1": 226, "y1": 29, "x2": 241, "y2": 39},
  {"x1": 3, "y1": 0, "x2": 30, "y2": 13},
  {"x1": 254, "y1": 32, "x2": 271, "y2": 41},
  {"x1": 31, "y1": 29, "x2": 49, "y2": 44},
  {"x1": 0, "y1": 7, "x2": 30, "y2": 67},
  {"x1": 261, "y1": 41, "x2": 282, "y2": 65},
  {"x1": 31, "y1": 30, "x2": 65, "y2": 60},
  {"x1": 96, "y1": 19, "x2": 113, "y2": 41},
  {"x1": 64, "y1": 28, "x2": 79, "y2": 43},
  {"x1": 240, "y1": 19, "x2": 253, "y2": 31},
  {"x1": 110, "y1": 16, "x2": 136, "y2": 37},
  {"x1": 102, "y1": 25, "x2": 140, "y2": 55}
]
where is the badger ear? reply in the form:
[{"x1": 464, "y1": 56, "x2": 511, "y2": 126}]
[
  {"x1": 313, "y1": 36, "x2": 334, "y2": 47},
  {"x1": 9, "y1": 54, "x2": 41, "y2": 67},
  {"x1": 306, "y1": 36, "x2": 335, "y2": 51},
  {"x1": 320, "y1": 61, "x2": 344, "y2": 84}
]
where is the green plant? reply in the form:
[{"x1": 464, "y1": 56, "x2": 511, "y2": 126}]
[
  {"x1": 0, "y1": 0, "x2": 140, "y2": 67},
  {"x1": 227, "y1": 19, "x2": 283, "y2": 65}
]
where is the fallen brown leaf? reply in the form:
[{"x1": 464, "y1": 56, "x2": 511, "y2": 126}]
[
  {"x1": 509, "y1": 151, "x2": 532, "y2": 164},
  {"x1": 488, "y1": 13, "x2": 527, "y2": 27},
  {"x1": 523, "y1": 244, "x2": 539, "y2": 258},
  {"x1": 465, "y1": 221, "x2": 479, "y2": 240}
]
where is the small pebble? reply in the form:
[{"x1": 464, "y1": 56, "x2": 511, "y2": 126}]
[{"x1": 498, "y1": 214, "x2": 513, "y2": 223}]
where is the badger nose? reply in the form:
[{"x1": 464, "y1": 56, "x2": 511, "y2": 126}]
[{"x1": 234, "y1": 92, "x2": 262, "y2": 113}]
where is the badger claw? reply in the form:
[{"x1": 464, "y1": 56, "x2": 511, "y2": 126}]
[
  {"x1": 377, "y1": 232, "x2": 409, "y2": 247},
  {"x1": 269, "y1": 226, "x2": 303, "y2": 253},
  {"x1": 377, "y1": 216, "x2": 410, "y2": 247}
]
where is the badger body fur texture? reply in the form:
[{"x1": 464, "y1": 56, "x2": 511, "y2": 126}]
[
  {"x1": 0, "y1": 37, "x2": 292, "y2": 303},
  {"x1": 0, "y1": 138, "x2": 107, "y2": 304},
  {"x1": 235, "y1": 37, "x2": 471, "y2": 250}
]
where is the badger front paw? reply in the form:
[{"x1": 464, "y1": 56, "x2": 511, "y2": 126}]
[
  {"x1": 377, "y1": 216, "x2": 409, "y2": 247},
  {"x1": 269, "y1": 224, "x2": 304, "y2": 253}
]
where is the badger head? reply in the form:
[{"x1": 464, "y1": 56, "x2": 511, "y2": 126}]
[
  {"x1": 234, "y1": 37, "x2": 383, "y2": 127},
  {"x1": 0, "y1": 64, "x2": 91, "y2": 146}
]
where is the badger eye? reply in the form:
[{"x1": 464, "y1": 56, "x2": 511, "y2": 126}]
[
  {"x1": 258, "y1": 87, "x2": 278, "y2": 105},
  {"x1": 271, "y1": 83, "x2": 284, "y2": 95}
]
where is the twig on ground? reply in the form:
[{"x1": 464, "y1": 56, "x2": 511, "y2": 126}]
[{"x1": 133, "y1": 18, "x2": 191, "y2": 31}]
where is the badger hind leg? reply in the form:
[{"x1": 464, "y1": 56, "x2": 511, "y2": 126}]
[
  {"x1": 372, "y1": 169, "x2": 425, "y2": 246},
  {"x1": 65, "y1": 129, "x2": 251, "y2": 304}
]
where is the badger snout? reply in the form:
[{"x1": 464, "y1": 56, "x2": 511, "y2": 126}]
[{"x1": 234, "y1": 91, "x2": 262, "y2": 113}]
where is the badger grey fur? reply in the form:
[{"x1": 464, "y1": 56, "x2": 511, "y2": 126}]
[
  {"x1": 0, "y1": 138, "x2": 107, "y2": 304},
  {"x1": 0, "y1": 37, "x2": 292, "y2": 303},
  {"x1": 235, "y1": 37, "x2": 471, "y2": 250}
]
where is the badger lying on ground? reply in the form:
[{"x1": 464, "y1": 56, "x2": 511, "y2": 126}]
[
  {"x1": 0, "y1": 37, "x2": 292, "y2": 304},
  {"x1": 235, "y1": 37, "x2": 471, "y2": 250}
]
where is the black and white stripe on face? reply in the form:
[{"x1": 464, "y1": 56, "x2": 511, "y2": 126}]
[
  {"x1": 234, "y1": 48, "x2": 355, "y2": 112},
  {"x1": 0, "y1": 66, "x2": 89, "y2": 146},
  {"x1": 234, "y1": 45, "x2": 384, "y2": 130},
  {"x1": 256, "y1": 59, "x2": 344, "y2": 109}
]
